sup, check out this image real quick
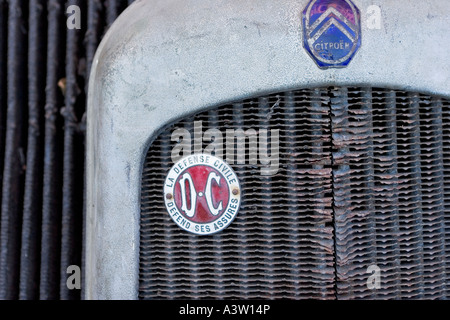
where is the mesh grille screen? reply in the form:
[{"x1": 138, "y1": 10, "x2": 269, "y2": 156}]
[{"x1": 140, "y1": 87, "x2": 450, "y2": 300}]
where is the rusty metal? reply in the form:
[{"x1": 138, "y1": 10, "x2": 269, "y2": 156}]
[
  {"x1": 140, "y1": 87, "x2": 450, "y2": 300},
  {"x1": 140, "y1": 89, "x2": 336, "y2": 299},
  {"x1": 332, "y1": 88, "x2": 449, "y2": 299}
]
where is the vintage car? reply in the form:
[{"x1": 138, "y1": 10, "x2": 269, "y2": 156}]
[{"x1": 1, "y1": 0, "x2": 449, "y2": 300}]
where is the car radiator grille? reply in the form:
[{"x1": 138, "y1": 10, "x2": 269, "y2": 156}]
[
  {"x1": 3, "y1": 0, "x2": 450, "y2": 301},
  {"x1": 0, "y1": 0, "x2": 132, "y2": 300},
  {"x1": 140, "y1": 87, "x2": 450, "y2": 300}
]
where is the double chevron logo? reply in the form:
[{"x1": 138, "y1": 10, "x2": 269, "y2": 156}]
[{"x1": 302, "y1": 0, "x2": 361, "y2": 68}]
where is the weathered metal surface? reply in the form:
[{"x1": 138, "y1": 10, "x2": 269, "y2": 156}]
[
  {"x1": 0, "y1": 0, "x2": 28, "y2": 300},
  {"x1": 140, "y1": 90, "x2": 335, "y2": 299},
  {"x1": 2, "y1": 0, "x2": 448, "y2": 301},
  {"x1": 2, "y1": 0, "x2": 449, "y2": 301},
  {"x1": 59, "y1": 0, "x2": 84, "y2": 301},
  {"x1": 331, "y1": 88, "x2": 449, "y2": 299},
  {"x1": 19, "y1": 0, "x2": 46, "y2": 300},
  {"x1": 39, "y1": 0, "x2": 65, "y2": 301},
  {"x1": 87, "y1": 0, "x2": 450, "y2": 299},
  {"x1": 140, "y1": 87, "x2": 450, "y2": 299},
  {"x1": 0, "y1": 0, "x2": 131, "y2": 300}
]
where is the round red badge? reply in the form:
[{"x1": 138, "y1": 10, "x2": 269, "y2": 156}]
[{"x1": 164, "y1": 154, "x2": 241, "y2": 235}]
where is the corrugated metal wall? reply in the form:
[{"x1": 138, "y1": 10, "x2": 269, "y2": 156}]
[{"x1": 0, "y1": 0, "x2": 132, "y2": 300}]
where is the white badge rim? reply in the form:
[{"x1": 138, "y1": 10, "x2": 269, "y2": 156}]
[{"x1": 163, "y1": 154, "x2": 241, "y2": 236}]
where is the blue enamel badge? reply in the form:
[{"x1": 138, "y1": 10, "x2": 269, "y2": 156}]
[{"x1": 303, "y1": 0, "x2": 361, "y2": 68}]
